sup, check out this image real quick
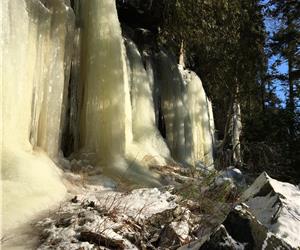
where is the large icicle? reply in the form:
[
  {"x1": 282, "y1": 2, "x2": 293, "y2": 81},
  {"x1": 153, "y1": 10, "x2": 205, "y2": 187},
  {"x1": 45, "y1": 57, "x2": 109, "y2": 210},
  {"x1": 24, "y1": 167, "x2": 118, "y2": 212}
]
[
  {"x1": 154, "y1": 52, "x2": 188, "y2": 163},
  {"x1": 181, "y1": 69, "x2": 215, "y2": 168},
  {"x1": 1, "y1": 0, "x2": 74, "y2": 232},
  {"x1": 31, "y1": 0, "x2": 75, "y2": 159},
  {"x1": 125, "y1": 39, "x2": 170, "y2": 167},
  {"x1": 78, "y1": 0, "x2": 132, "y2": 167},
  {"x1": 154, "y1": 52, "x2": 215, "y2": 168}
]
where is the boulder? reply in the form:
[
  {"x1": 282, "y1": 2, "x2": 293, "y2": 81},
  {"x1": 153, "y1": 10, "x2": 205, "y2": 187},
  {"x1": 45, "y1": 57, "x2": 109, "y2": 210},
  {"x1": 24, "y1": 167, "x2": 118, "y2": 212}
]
[
  {"x1": 215, "y1": 167, "x2": 246, "y2": 189},
  {"x1": 199, "y1": 204, "x2": 294, "y2": 250},
  {"x1": 241, "y1": 172, "x2": 300, "y2": 248}
]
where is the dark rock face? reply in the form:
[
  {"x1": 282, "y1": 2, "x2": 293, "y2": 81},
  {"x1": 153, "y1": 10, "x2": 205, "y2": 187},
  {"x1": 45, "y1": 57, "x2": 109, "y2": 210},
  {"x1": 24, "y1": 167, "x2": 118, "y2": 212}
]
[
  {"x1": 223, "y1": 209, "x2": 254, "y2": 249},
  {"x1": 116, "y1": 0, "x2": 165, "y2": 32},
  {"x1": 199, "y1": 205, "x2": 294, "y2": 250},
  {"x1": 200, "y1": 225, "x2": 246, "y2": 250}
]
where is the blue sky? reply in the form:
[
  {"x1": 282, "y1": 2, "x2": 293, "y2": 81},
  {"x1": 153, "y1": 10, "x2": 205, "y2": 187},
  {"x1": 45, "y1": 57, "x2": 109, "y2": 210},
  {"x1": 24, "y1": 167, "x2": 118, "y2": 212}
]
[
  {"x1": 269, "y1": 55, "x2": 288, "y2": 103},
  {"x1": 264, "y1": 11, "x2": 288, "y2": 104}
]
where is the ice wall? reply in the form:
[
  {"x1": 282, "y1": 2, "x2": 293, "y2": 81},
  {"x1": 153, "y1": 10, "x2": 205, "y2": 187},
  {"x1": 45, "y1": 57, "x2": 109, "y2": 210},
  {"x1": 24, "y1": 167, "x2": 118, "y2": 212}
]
[
  {"x1": 71, "y1": 0, "x2": 215, "y2": 173},
  {"x1": 1, "y1": 0, "x2": 74, "y2": 232},
  {"x1": 31, "y1": 0, "x2": 74, "y2": 159},
  {"x1": 75, "y1": 1, "x2": 170, "y2": 185}
]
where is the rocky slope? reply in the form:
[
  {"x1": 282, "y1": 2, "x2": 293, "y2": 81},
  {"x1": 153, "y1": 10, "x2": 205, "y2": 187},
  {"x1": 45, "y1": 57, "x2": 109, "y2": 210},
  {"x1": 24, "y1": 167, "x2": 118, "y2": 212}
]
[{"x1": 26, "y1": 170, "x2": 300, "y2": 250}]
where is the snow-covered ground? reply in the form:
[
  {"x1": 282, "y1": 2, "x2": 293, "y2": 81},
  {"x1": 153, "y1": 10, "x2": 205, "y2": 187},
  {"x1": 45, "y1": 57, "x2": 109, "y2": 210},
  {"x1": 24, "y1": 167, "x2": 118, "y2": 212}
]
[
  {"x1": 36, "y1": 179, "x2": 180, "y2": 249},
  {"x1": 32, "y1": 169, "x2": 233, "y2": 250},
  {"x1": 3, "y1": 170, "x2": 299, "y2": 250}
]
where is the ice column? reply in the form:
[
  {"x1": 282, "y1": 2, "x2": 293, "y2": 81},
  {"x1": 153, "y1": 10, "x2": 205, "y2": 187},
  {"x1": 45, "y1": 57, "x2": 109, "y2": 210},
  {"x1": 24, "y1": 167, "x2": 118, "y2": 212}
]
[
  {"x1": 182, "y1": 70, "x2": 215, "y2": 168},
  {"x1": 154, "y1": 52, "x2": 215, "y2": 168},
  {"x1": 78, "y1": 0, "x2": 133, "y2": 167},
  {"x1": 154, "y1": 52, "x2": 187, "y2": 163},
  {"x1": 125, "y1": 39, "x2": 170, "y2": 166}
]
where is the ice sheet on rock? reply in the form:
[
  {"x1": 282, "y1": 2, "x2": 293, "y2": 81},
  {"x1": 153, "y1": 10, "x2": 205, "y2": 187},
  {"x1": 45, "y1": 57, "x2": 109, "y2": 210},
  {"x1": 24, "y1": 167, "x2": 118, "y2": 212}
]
[
  {"x1": 215, "y1": 167, "x2": 246, "y2": 188},
  {"x1": 242, "y1": 172, "x2": 300, "y2": 248}
]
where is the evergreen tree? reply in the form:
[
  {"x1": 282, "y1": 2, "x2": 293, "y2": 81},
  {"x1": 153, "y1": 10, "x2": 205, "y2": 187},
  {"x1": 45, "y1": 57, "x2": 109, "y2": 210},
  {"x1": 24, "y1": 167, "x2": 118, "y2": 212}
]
[{"x1": 267, "y1": 0, "x2": 300, "y2": 139}]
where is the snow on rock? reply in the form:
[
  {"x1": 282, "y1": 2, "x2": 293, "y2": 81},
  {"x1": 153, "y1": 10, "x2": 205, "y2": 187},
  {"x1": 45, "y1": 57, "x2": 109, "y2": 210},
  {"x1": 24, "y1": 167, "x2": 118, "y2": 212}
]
[
  {"x1": 36, "y1": 184, "x2": 180, "y2": 249},
  {"x1": 35, "y1": 171, "x2": 300, "y2": 249},
  {"x1": 241, "y1": 172, "x2": 300, "y2": 248},
  {"x1": 159, "y1": 210, "x2": 191, "y2": 247},
  {"x1": 35, "y1": 174, "x2": 232, "y2": 250},
  {"x1": 215, "y1": 167, "x2": 246, "y2": 189}
]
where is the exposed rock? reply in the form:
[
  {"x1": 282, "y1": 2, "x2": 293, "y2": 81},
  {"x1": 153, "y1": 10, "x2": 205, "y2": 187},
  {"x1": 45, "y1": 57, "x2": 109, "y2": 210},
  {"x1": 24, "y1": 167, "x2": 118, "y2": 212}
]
[
  {"x1": 200, "y1": 225, "x2": 246, "y2": 250},
  {"x1": 116, "y1": 0, "x2": 164, "y2": 31}
]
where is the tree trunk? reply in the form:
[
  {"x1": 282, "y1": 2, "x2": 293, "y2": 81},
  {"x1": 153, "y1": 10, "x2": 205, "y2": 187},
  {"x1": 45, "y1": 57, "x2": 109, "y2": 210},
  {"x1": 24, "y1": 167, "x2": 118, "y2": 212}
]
[
  {"x1": 232, "y1": 100, "x2": 242, "y2": 166},
  {"x1": 179, "y1": 40, "x2": 185, "y2": 68},
  {"x1": 286, "y1": 13, "x2": 296, "y2": 140},
  {"x1": 287, "y1": 59, "x2": 295, "y2": 139}
]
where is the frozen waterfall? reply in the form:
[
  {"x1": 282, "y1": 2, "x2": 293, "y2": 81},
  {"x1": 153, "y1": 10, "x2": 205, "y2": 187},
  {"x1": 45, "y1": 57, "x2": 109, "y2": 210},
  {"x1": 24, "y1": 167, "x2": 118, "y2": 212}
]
[{"x1": 1, "y1": 0, "x2": 216, "y2": 232}]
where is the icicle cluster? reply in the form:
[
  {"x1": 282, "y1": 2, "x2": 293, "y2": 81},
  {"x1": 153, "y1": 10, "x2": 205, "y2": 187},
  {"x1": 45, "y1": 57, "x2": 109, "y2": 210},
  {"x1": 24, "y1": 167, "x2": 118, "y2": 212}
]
[{"x1": 1, "y1": 0, "x2": 74, "y2": 231}]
